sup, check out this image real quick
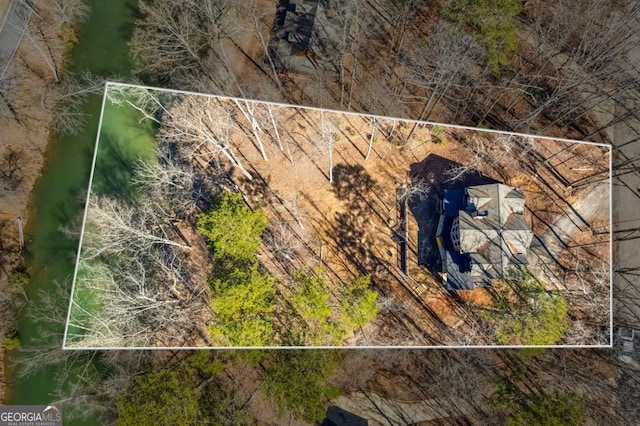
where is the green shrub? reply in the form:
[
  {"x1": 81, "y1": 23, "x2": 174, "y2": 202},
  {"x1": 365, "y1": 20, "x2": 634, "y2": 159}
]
[
  {"x1": 487, "y1": 268, "x2": 568, "y2": 346},
  {"x1": 197, "y1": 192, "x2": 267, "y2": 262},
  {"x1": 340, "y1": 275, "x2": 379, "y2": 330},
  {"x1": 432, "y1": 125, "x2": 445, "y2": 135},
  {"x1": 4, "y1": 336, "x2": 20, "y2": 351}
]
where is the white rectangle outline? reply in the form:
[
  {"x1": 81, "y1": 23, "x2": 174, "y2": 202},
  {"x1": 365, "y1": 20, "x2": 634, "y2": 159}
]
[{"x1": 62, "y1": 81, "x2": 614, "y2": 350}]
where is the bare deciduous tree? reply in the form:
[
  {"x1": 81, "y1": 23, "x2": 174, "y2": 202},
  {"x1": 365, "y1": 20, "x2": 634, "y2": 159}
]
[
  {"x1": 47, "y1": 0, "x2": 91, "y2": 25},
  {"x1": 236, "y1": 0, "x2": 282, "y2": 89},
  {"x1": 263, "y1": 220, "x2": 302, "y2": 263},
  {"x1": 233, "y1": 99, "x2": 268, "y2": 161},
  {"x1": 41, "y1": 72, "x2": 105, "y2": 134},
  {"x1": 15, "y1": 277, "x2": 151, "y2": 421},
  {"x1": 78, "y1": 195, "x2": 189, "y2": 261},
  {"x1": 262, "y1": 102, "x2": 294, "y2": 163},
  {"x1": 132, "y1": 149, "x2": 197, "y2": 216},
  {"x1": 129, "y1": 0, "x2": 230, "y2": 86},
  {"x1": 401, "y1": 21, "x2": 486, "y2": 140},
  {"x1": 15, "y1": 278, "x2": 96, "y2": 377},
  {"x1": 159, "y1": 95, "x2": 253, "y2": 180},
  {"x1": 317, "y1": 110, "x2": 337, "y2": 184},
  {"x1": 66, "y1": 256, "x2": 199, "y2": 347},
  {"x1": 397, "y1": 177, "x2": 430, "y2": 204},
  {"x1": 105, "y1": 83, "x2": 172, "y2": 124},
  {"x1": 0, "y1": 74, "x2": 22, "y2": 125},
  {"x1": 364, "y1": 116, "x2": 377, "y2": 161}
]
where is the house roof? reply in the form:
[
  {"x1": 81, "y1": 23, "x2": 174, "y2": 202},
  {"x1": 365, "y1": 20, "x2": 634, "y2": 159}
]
[
  {"x1": 323, "y1": 406, "x2": 368, "y2": 426},
  {"x1": 445, "y1": 250, "x2": 496, "y2": 290},
  {"x1": 282, "y1": 1, "x2": 317, "y2": 53},
  {"x1": 443, "y1": 188, "x2": 466, "y2": 217},
  {"x1": 466, "y1": 184, "x2": 525, "y2": 226},
  {"x1": 440, "y1": 183, "x2": 533, "y2": 290}
]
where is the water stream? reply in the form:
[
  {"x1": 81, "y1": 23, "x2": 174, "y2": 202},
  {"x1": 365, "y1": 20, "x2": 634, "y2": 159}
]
[{"x1": 5, "y1": 0, "x2": 140, "y2": 422}]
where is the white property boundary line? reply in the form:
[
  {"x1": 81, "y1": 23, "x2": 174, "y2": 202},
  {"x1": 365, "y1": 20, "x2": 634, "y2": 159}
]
[
  {"x1": 102, "y1": 82, "x2": 613, "y2": 148},
  {"x1": 65, "y1": 344, "x2": 613, "y2": 350},
  {"x1": 609, "y1": 145, "x2": 614, "y2": 345},
  {"x1": 62, "y1": 81, "x2": 110, "y2": 348},
  {"x1": 62, "y1": 81, "x2": 614, "y2": 350}
]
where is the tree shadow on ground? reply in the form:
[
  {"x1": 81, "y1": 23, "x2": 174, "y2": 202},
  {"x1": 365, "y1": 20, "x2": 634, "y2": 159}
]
[
  {"x1": 407, "y1": 154, "x2": 500, "y2": 277},
  {"x1": 331, "y1": 211, "x2": 381, "y2": 275},
  {"x1": 92, "y1": 131, "x2": 140, "y2": 203},
  {"x1": 332, "y1": 163, "x2": 377, "y2": 204},
  {"x1": 191, "y1": 172, "x2": 223, "y2": 215},
  {"x1": 329, "y1": 164, "x2": 383, "y2": 276},
  {"x1": 193, "y1": 166, "x2": 238, "y2": 214},
  {"x1": 238, "y1": 170, "x2": 274, "y2": 205}
]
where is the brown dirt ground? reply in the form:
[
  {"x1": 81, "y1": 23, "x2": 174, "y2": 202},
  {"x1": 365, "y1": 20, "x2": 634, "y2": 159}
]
[
  {"x1": 223, "y1": 361, "x2": 312, "y2": 426},
  {"x1": 0, "y1": 0, "x2": 9, "y2": 20},
  {"x1": 190, "y1": 97, "x2": 610, "y2": 347},
  {"x1": 230, "y1": 110, "x2": 465, "y2": 345},
  {"x1": 154, "y1": 220, "x2": 214, "y2": 348},
  {"x1": 189, "y1": 101, "x2": 529, "y2": 345}
]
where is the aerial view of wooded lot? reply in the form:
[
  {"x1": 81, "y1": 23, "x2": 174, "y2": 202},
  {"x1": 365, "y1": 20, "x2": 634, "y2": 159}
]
[
  {"x1": 64, "y1": 84, "x2": 611, "y2": 349},
  {"x1": 0, "y1": 0, "x2": 638, "y2": 424}
]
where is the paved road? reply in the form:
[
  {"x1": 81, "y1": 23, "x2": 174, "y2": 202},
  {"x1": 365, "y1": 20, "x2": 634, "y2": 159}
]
[
  {"x1": 515, "y1": 8, "x2": 640, "y2": 326},
  {"x1": 611, "y1": 45, "x2": 640, "y2": 327},
  {"x1": 334, "y1": 392, "x2": 475, "y2": 426},
  {"x1": 0, "y1": 0, "x2": 34, "y2": 79}
]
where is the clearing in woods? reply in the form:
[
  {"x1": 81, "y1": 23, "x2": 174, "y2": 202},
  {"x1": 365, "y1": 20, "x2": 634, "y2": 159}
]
[{"x1": 63, "y1": 83, "x2": 612, "y2": 349}]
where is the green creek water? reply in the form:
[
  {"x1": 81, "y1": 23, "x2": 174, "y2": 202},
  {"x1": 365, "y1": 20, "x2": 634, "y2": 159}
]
[
  {"x1": 66, "y1": 95, "x2": 158, "y2": 342},
  {"x1": 5, "y1": 0, "x2": 149, "y2": 422}
]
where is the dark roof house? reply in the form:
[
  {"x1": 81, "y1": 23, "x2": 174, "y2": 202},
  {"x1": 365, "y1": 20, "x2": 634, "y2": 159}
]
[
  {"x1": 436, "y1": 184, "x2": 533, "y2": 290},
  {"x1": 322, "y1": 406, "x2": 369, "y2": 426},
  {"x1": 267, "y1": 0, "x2": 321, "y2": 73}
]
